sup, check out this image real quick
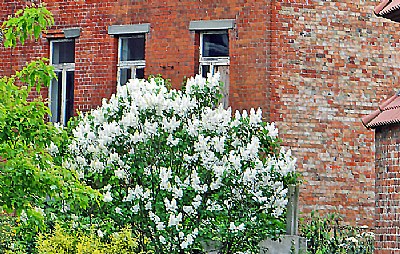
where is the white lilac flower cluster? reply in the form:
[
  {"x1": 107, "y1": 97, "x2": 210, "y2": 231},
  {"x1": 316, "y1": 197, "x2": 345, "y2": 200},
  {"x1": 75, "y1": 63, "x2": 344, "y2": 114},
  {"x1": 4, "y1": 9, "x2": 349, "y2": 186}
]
[{"x1": 66, "y1": 74, "x2": 297, "y2": 253}]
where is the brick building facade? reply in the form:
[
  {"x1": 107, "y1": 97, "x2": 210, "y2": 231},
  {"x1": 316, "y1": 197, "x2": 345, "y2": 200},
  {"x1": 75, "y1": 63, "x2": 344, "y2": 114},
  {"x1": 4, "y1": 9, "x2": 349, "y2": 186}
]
[{"x1": 1, "y1": 0, "x2": 399, "y2": 228}]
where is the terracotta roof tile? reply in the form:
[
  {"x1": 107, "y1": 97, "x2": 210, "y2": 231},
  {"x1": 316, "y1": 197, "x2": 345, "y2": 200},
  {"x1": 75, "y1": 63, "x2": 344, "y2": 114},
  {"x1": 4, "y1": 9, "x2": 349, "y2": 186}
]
[
  {"x1": 374, "y1": 0, "x2": 400, "y2": 21},
  {"x1": 362, "y1": 92, "x2": 400, "y2": 128}
]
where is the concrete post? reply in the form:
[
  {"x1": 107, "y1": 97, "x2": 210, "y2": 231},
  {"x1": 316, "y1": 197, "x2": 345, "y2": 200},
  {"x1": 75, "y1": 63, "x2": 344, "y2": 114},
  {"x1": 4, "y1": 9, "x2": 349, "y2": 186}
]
[{"x1": 286, "y1": 184, "x2": 300, "y2": 235}]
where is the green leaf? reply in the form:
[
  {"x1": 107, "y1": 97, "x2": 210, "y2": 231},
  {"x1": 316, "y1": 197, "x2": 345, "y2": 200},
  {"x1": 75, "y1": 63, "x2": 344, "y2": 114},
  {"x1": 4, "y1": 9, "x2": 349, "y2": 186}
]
[{"x1": 33, "y1": 25, "x2": 41, "y2": 39}]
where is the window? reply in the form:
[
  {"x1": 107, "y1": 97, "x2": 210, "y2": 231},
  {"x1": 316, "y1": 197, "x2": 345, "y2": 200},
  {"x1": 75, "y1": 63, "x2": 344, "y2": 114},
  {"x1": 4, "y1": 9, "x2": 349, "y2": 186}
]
[
  {"x1": 199, "y1": 31, "x2": 230, "y2": 78},
  {"x1": 49, "y1": 39, "x2": 75, "y2": 125},
  {"x1": 118, "y1": 34, "x2": 145, "y2": 85},
  {"x1": 108, "y1": 24, "x2": 150, "y2": 86},
  {"x1": 189, "y1": 19, "x2": 234, "y2": 108}
]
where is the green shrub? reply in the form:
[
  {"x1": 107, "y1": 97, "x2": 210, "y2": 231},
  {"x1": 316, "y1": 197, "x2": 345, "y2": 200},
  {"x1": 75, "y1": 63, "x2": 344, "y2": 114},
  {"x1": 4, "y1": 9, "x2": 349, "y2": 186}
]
[
  {"x1": 0, "y1": 215, "x2": 15, "y2": 253},
  {"x1": 0, "y1": 215, "x2": 28, "y2": 254},
  {"x1": 300, "y1": 212, "x2": 374, "y2": 254}
]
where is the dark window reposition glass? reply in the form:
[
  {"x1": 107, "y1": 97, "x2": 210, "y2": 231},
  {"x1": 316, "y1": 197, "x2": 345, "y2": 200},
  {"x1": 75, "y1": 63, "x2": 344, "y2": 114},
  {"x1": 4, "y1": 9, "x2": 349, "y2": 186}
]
[
  {"x1": 52, "y1": 41, "x2": 75, "y2": 64},
  {"x1": 136, "y1": 68, "x2": 144, "y2": 79},
  {"x1": 120, "y1": 35, "x2": 145, "y2": 61},
  {"x1": 201, "y1": 65, "x2": 210, "y2": 78},
  {"x1": 202, "y1": 33, "x2": 229, "y2": 57}
]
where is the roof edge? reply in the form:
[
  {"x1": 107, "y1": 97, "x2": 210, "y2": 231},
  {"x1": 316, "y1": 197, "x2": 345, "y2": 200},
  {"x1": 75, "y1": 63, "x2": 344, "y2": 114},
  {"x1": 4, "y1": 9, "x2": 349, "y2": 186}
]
[
  {"x1": 367, "y1": 119, "x2": 400, "y2": 129},
  {"x1": 379, "y1": 93, "x2": 398, "y2": 110},
  {"x1": 375, "y1": 0, "x2": 391, "y2": 15},
  {"x1": 362, "y1": 109, "x2": 382, "y2": 128},
  {"x1": 362, "y1": 90, "x2": 400, "y2": 129}
]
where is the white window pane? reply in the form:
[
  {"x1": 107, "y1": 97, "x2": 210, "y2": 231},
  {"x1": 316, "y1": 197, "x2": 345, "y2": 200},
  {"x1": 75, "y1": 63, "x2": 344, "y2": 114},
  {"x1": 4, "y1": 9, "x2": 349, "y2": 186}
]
[
  {"x1": 50, "y1": 39, "x2": 75, "y2": 125},
  {"x1": 50, "y1": 71, "x2": 75, "y2": 124},
  {"x1": 217, "y1": 65, "x2": 230, "y2": 109}
]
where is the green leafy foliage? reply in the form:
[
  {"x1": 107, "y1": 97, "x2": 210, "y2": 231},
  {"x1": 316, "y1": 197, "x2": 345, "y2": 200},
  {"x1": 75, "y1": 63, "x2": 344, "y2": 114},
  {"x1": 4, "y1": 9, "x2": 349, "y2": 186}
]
[
  {"x1": 0, "y1": 4, "x2": 99, "y2": 253},
  {"x1": 0, "y1": 38, "x2": 96, "y2": 218},
  {"x1": 0, "y1": 73, "x2": 56, "y2": 212},
  {"x1": 300, "y1": 212, "x2": 375, "y2": 254},
  {"x1": 16, "y1": 59, "x2": 56, "y2": 93},
  {"x1": 1, "y1": 3, "x2": 54, "y2": 47}
]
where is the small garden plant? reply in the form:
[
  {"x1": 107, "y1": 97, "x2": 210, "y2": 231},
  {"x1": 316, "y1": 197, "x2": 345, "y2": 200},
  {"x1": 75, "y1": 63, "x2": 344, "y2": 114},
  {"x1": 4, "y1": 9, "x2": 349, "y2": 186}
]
[{"x1": 301, "y1": 212, "x2": 375, "y2": 254}]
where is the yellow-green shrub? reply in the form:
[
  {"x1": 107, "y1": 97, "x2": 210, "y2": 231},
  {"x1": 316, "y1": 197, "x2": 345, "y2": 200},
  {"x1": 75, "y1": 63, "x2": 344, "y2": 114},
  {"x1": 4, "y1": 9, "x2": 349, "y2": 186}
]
[
  {"x1": 36, "y1": 224, "x2": 150, "y2": 254},
  {"x1": 108, "y1": 227, "x2": 146, "y2": 254},
  {"x1": 36, "y1": 224, "x2": 80, "y2": 254}
]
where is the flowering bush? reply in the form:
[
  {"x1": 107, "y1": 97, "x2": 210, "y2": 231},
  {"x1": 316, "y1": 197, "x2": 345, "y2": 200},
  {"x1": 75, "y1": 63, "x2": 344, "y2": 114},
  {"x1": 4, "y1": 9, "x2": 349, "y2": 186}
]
[{"x1": 65, "y1": 74, "x2": 297, "y2": 253}]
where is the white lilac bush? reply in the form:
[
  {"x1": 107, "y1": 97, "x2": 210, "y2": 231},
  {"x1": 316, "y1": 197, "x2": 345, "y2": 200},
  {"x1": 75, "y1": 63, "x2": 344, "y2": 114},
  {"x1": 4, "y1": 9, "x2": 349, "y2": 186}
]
[{"x1": 64, "y1": 74, "x2": 297, "y2": 253}]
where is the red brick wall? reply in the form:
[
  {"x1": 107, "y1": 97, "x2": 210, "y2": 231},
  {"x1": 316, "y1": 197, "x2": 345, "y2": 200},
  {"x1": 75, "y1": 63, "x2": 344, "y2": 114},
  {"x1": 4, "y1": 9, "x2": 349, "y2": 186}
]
[
  {"x1": 0, "y1": 0, "x2": 271, "y2": 114},
  {"x1": 1, "y1": 0, "x2": 399, "y2": 229},
  {"x1": 375, "y1": 124, "x2": 400, "y2": 253}
]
